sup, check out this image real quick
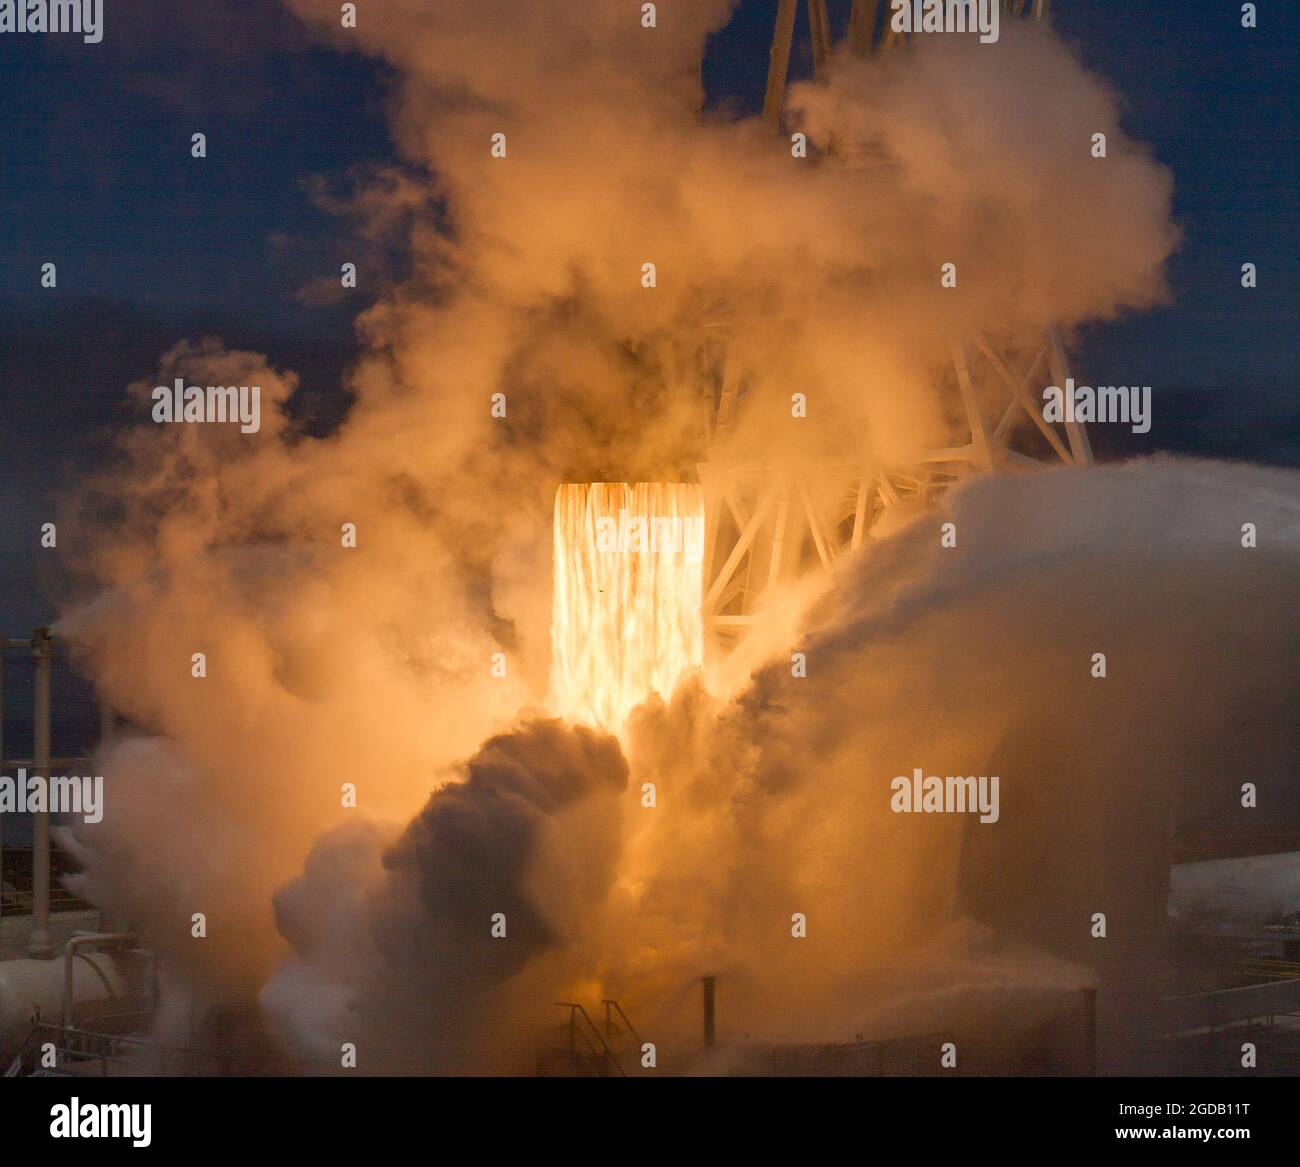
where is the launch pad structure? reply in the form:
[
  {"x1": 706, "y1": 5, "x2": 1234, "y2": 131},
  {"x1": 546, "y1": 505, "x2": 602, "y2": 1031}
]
[{"x1": 695, "y1": 0, "x2": 1091, "y2": 653}]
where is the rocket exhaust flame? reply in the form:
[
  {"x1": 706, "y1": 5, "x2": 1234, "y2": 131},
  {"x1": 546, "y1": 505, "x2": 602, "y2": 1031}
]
[{"x1": 550, "y1": 483, "x2": 705, "y2": 731}]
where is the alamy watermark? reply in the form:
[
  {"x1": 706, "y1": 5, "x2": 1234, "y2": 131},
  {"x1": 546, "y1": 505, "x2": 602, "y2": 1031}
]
[
  {"x1": 50, "y1": 1098, "x2": 150, "y2": 1148},
  {"x1": 595, "y1": 510, "x2": 705, "y2": 564},
  {"x1": 1043, "y1": 379, "x2": 1152, "y2": 435},
  {"x1": 0, "y1": 768, "x2": 103, "y2": 824},
  {"x1": 0, "y1": 0, "x2": 103, "y2": 43},
  {"x1": 152, "y1": 378, "x2": 261, "y2": 434},
  {"x1": 889, "y1": 0, "x2": 999, "y2": 44},
  {"x1": 891, "y1": 767, "x2": 1000, "y2": 824}
]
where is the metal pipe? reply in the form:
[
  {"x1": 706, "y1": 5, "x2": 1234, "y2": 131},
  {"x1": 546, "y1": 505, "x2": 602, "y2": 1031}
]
[
  {"x1": 0, "y1": 638, "x2": 5, "y2": 936},
  {"x1": 702, "y1": 975, "x2": 716, "y2": 1050},
  {"x1": 62, "y1": 933, "x2": 136, "y2": 1030},
  {"x1": 27, "y1": 628, "x2": 53, "y2": 959},
  {"x1": 1081, "y1": 986, "x2": 1097, "y2": 1075},
  {"x1": 0, "y1": 636, "x2": 6, "y2": 770}
]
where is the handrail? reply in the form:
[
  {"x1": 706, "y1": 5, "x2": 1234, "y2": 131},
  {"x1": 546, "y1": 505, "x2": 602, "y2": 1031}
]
[
  {"x1": 1236, "y1": 958, "x2": 1300, "y2": 984},
  {"x1": 62, "y1": 932, "x2": 136, "y2": 1029},
  {"x1": 602, "y1": 997, "x2": 645, "y2": 1052},
  {"x1": 7, "y1": 1021, "x2": 230, "y2": 1077},
  {"x1": 554, "y1": 1001, "x2": 626, "y2": 1076}
]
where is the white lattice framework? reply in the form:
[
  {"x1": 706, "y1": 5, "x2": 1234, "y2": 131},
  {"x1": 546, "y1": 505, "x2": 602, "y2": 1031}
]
[{"x1": 698, "y1": 0, "x2": 1090, "y2": 650}]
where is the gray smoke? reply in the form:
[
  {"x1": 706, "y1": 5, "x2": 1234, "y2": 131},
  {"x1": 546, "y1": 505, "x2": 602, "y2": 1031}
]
[{"x1": 262, "y1": 719, "x2": 628, "y2": 1072}]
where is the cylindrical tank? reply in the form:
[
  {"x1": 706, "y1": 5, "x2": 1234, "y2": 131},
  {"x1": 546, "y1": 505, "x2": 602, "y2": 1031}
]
[{"x1": 0, "y1": 953, "x2": 133, "y2": 1060}]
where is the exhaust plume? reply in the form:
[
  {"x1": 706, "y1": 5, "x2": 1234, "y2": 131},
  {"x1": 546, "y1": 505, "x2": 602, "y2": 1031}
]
[{"x1": 48, "y1": 2, "x2": 1232, "y2": 1073}]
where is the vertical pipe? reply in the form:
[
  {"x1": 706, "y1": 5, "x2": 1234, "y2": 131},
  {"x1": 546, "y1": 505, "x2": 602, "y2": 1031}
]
[
  {"x1": 0, "y1": 636, "x2": 6, "y2": 768},
  {"x1": 0, "y1": 638, "x2": 6, "y2": 935},
  {"x1": 28, "y1": 627, "x2": 53, "y2": 959},
  {"x1": 702, "y1": 975, "x2": 716, "y2": 1050},
  {"x1": 97, "y1": 697, "x2": 115, "y2": 938},
  {"x1": 1082, "y1": 986, "x2": 1097, "y2": 1075}
]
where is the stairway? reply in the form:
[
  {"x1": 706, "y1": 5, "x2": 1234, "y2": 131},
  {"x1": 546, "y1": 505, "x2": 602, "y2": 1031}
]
[{"x1": 536, "y1": 999, "x2": 645, "y2": 1077}]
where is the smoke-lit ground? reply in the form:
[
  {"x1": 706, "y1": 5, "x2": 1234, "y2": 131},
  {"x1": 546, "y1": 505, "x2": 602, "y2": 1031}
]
[{"x1": 38, "y1": 3, "x2": 1296, "y2": 1074}]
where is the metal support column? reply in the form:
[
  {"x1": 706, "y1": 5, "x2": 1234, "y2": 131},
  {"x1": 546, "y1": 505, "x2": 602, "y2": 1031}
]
[
  {"x1": 848, "y1": 0, "x2": 879, "y2": 57},
  {"x1": 762, "y1": 0, "x2": 799, "y2": 129},
  {"x1": 1047, "y1": 326, "x2": 1094, "y2": 466},
  {"x1": 27, "y1": 627, "x2": 53, "y2": 959},
  {"x1": 0, "y1": 638, "x2": 5, "y2": 935},
  {"x1": 807, "y1": 0, "x2": 833, "y2": 77}
]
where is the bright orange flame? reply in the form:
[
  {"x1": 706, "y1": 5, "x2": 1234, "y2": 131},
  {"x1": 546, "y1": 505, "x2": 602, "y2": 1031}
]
[{"x1": 550, "y1": 483, "x2": 705, "y2": 731}]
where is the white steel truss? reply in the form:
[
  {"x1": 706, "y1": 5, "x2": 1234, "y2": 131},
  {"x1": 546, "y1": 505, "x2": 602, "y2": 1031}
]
[{"x1": 700, "y1": 0, "x2": 1087, "y2": 650}]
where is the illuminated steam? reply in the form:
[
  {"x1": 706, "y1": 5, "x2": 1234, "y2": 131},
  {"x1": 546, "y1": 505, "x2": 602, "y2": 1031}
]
[{"x1": 44, "y1": 2, "x2": 1262, "y2": 1075}]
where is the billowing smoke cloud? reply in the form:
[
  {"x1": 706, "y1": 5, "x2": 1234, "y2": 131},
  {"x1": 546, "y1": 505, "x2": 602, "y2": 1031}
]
[
  {"x1": 281, "y1": 1, "x2": 1176, "y2": 471},
  {"x1": 262, "y1": 720, "x2": 626, "y2": 1072},
  {"x1": 48, "y1": 2, "x2": 1222, "y2": 1073},
  {"x1": 252, "y1": 457, "x2": 1298, "y2": 1073},
  {"x1": 606, "y1": 457, "x2": 1299, "y2": 1070}
]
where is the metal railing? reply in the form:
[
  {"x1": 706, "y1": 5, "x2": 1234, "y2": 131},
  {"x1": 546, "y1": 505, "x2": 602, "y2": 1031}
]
[
  {"x1": 5, "y1": 1022, "x2": 230, "y2": 1078},
  {"x1": 1237, "y1": 958, "x2": 1300, "y2": 985},
  {"x1": 550, "y1": 1002, "x2": 627, "y2": 1077},
  {"x1": 602, "y1": 997, "x2": 645, "y2": 1055}
]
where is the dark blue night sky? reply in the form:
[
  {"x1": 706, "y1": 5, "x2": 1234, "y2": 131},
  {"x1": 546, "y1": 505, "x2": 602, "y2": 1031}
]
[{"x1": 0, "y1": 0, "x2": 1296, "y2": 632}]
